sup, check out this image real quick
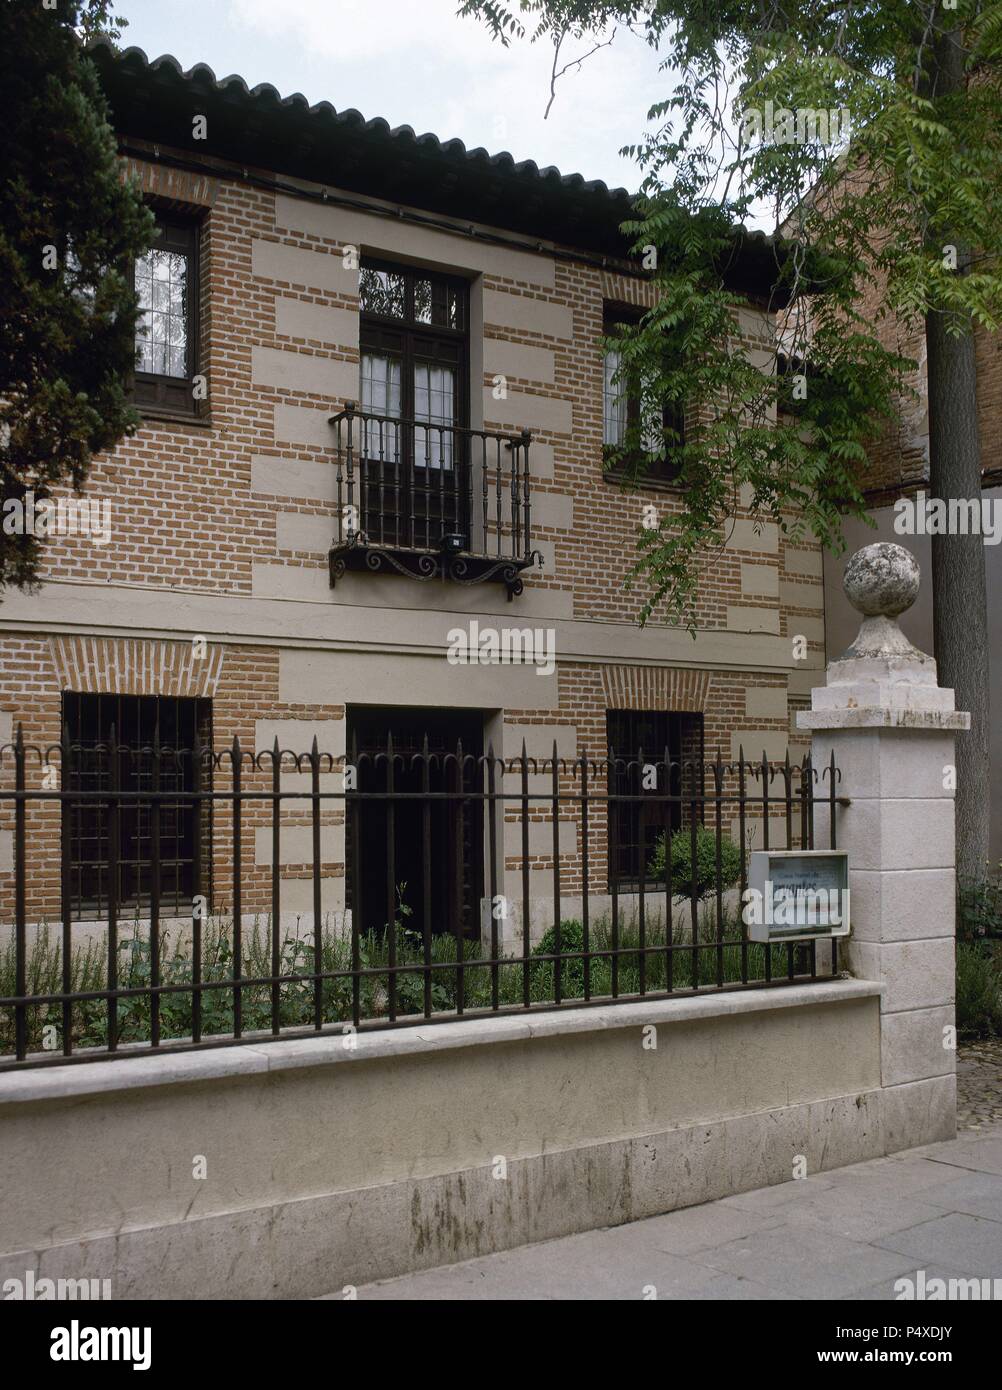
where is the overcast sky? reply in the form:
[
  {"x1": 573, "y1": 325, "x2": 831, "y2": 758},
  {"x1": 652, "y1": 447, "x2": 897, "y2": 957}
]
[{"x1": 115, "y1": 0, "x2": 673, "y2": 193}]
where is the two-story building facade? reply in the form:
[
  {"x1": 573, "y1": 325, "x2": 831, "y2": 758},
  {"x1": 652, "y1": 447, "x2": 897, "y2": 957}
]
[{"x1": 0, "y1": 42, "x2": 827, "y2": 947}]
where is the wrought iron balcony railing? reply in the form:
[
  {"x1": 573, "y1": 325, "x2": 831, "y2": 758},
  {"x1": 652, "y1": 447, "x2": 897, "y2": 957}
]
[{"x1": 328, "y1": 402, "x2": 540, "y2": 598}]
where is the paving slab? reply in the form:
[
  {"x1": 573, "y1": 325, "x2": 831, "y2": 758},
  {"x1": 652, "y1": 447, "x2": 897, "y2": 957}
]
[
  {"x1": 908, "y1": 1170, "x2": 1002, "y2": 1223},
  {"x1": 335, "y1": 1238, "x2": 704, "y2": 1302},
  {"x1": 767, "y1": 1187, "x2": 948, "y2": 1243},
  {"x1": 619, "y1": 1201, "x2": 785, "y2": 1257},
  {"x1": 693, "y1": 1223, "x2": 919, "y2": 1300},
  {"x1": 841, "y1": 1262, "x2": 990, "y2": 1301},
  {"x1": 818, "y1": 1152, "x2": 973, "y2": 1198},
  {"x1": 908, "y1": 1134, "x2": 1002, "y2": 1175},
  {"x1": 873, "y1": 1213, "x2": 1002, "y2": 1275}
]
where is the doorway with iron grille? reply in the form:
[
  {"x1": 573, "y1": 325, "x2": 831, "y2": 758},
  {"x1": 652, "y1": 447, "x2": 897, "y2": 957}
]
[{"x1": 346, "y1": 708, "x2": 484, "y2": 940}]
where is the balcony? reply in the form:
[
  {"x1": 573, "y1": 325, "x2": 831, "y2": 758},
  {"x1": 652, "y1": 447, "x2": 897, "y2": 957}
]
[{"x1": 328, "y1": 403, "x2": 541, "y2": 599}]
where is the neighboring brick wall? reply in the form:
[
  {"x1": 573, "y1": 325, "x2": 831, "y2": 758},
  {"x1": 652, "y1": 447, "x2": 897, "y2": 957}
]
[
  {"x1": 851, "y1": 261, "x2": 1002, "y2": 497},
  {"x1": 976, "y1": 322, "x2": 1002, "y2": 481}
]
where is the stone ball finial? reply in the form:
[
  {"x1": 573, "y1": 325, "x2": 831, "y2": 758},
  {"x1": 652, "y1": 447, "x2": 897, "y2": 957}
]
[{"x1": 843, "y1": 542, "x2": 920, "y2": 619}]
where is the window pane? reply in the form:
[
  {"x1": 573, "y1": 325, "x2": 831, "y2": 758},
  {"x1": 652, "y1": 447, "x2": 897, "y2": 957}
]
[
  {"x1": 414, "y1": 362, "x2": 455, "y2": 468},
  {"x1": 441, "y1": 286, "x2": 461, "y2": 329},
  {"x1": 134, "y1": 247, "x2": 188, "y2": 379},
  {"x1": 360, "y1": 267, "x2": 405, "y2": 318},
  {"x1": 360, "y1": 353, "x2": 402, "y2": 458},
  {"x1": 639, "y1": 371, "x2": 664, "y2": 454},
  {"x1": 603, "y1": 347, "x2": 627, "y2": 446},
  {"x1": 64, "y1": 244, "x2": 96, "y2": 310},
  {"x1": 409, "y1": 276, "x2": 461, "y2": 328},
  {"x1": 414, "y1": 278, "x2": 432, "y2": 324}
]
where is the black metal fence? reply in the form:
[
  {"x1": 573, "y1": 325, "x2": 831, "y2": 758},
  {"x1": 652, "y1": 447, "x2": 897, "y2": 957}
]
[{"x1": 0, "y1": 728, "x2": 844, "y2": 1069}]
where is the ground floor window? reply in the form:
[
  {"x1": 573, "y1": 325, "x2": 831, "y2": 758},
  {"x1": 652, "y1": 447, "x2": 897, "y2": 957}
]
[
  {"x1": 606, "y1": 709, "x2": 704, "y2": 889},
  {"x1": 345, "y1": 707, "x2": 484, "y2": 939},
  {"x1": 62, "y1": 692, "x2": 212, "y2": 919}
]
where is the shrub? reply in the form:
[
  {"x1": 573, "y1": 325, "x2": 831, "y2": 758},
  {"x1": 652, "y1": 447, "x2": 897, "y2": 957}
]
[
  {"x1": 956, "y1": 941, "x2": 1002, "y2": 1038},
  {"x1": 958, "y1": 868, "x2": 1002, "y2": 942},
  {"x1": 529, "y1": 919, "x2": 587, "y2": 998},
  {"x1": 649, "y1": 824, "x2": 742, "y2": 901}
]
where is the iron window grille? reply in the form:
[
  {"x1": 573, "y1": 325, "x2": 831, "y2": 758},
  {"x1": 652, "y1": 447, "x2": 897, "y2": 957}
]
[
  {"x1": 62, "y1": 693, "x2": 212, "y2": 919},
  {"x1": 344, "y1": 709, "x2": 485, "y2": 942},
  {"x1": 607, "y1": 710, "x2": 705, "y2": 890}
]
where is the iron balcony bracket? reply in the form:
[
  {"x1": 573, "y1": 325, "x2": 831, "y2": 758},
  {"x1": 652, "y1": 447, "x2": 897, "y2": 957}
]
[{"x1": 329, "y1": 538, "x2": 540, "y2": 600}]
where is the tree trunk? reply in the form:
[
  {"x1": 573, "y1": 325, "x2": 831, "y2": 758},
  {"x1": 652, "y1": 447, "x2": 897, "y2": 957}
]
[
  {"x1": 927, "y1": 311, "x2": 990, "y2": 885},
  {"x1": 924, "y1": 29, "x2": 990, "y2": 886}
]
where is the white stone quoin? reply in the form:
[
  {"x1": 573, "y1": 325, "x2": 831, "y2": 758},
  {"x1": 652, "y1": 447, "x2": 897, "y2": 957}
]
[{"x1": 798, "y1": 542, "x2": 970, "y2": 1148}]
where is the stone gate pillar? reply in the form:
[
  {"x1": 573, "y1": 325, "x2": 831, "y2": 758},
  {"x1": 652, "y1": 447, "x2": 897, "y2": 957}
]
[{"x1": 799, "y1": 542, "x2": 970, "y2": 1151}]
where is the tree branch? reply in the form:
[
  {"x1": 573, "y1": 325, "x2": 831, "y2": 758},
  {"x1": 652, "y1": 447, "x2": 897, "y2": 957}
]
[{"x1": 544, "y1": 24, "x2": 618, "y2": 118}]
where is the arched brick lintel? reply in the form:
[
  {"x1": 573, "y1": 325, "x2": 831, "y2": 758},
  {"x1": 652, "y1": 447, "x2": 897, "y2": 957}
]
[
  {"x1": 47, "y1": 637, "x2": 225, "y2": 698},
  {"x1": 600, "y1": 665, "x2": 711, "y2": 712}
]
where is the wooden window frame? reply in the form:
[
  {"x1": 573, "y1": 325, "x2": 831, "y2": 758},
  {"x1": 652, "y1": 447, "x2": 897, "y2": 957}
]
[
  {"x1": 358, "y1": 258, "x2": 471, "y2": 549},
  {"x1": 602, "y1": 306, "x2": 685, "y2": 488},
  {"x1": 133, "y1": 214, "x2": 203, "y2": 420},
  {"x1": 359, "y1": 257, "x2": 470, "y2": 421}
]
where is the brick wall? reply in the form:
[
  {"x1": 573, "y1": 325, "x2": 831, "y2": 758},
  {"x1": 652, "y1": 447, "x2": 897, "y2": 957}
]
[
  {"x1": 0, "y1": 639, "x2": 813, "y2": 924},
  {"x1": 0, "y1": 146, "x2": 827, "y2": 929},
  {"x1": 852, "y1": 262, "x2": 1002, "y2": 497}
]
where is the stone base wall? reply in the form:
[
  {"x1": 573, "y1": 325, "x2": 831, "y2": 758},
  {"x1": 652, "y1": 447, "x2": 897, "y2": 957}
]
[{"x1": 0, "y1": 983, "x2": 902, "y2": 1299}]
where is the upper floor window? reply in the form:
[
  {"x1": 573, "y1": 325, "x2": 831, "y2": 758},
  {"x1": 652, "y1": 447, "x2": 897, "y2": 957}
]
[
  {"x1": 134, "y1": 216, "x2": 201, "y2": 416},
  {"x1": 603, "y1": 310, "x2": 684, "y2": 485},
  {"x1": 357, "y1": 258, "x2": 470, "y2": 549}
]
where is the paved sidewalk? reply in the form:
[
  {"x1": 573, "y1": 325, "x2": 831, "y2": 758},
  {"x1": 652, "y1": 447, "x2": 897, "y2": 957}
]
[{"x1": 339, "y1": 1123, "x2": 1002, "y2": 1300}]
